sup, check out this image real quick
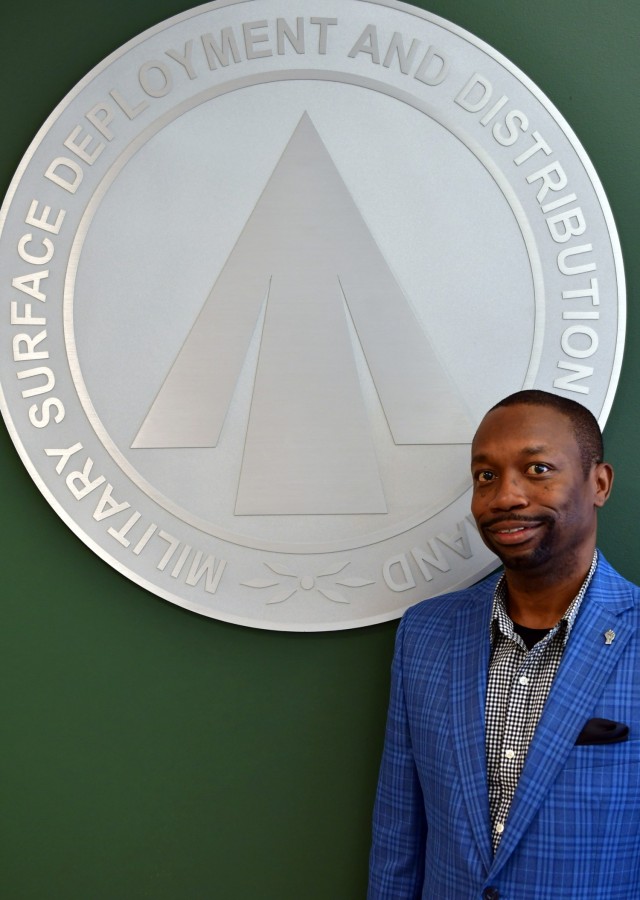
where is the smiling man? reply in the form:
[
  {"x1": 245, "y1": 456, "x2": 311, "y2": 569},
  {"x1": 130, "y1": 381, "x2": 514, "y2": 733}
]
[{"x1": 368, "y1": 390, "x2": 640, "y2": 900}]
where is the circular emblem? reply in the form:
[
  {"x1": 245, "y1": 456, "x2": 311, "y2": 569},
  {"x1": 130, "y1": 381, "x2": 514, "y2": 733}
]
[{"x1": 0, "y1": 0, "x2": 625, "y2": 630}]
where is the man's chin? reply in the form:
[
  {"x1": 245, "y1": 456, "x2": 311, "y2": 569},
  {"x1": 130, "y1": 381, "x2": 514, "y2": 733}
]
[
  {"x1": 490, "y1": 542, "x2": 551, "y2": 571},
  {"x1": 502, "y1": 553, "x2": 550, "y2": 571}
]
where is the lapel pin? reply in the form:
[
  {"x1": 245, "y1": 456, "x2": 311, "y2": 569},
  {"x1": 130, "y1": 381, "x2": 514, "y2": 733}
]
[{"x1": 604, "y1": 629, "x2": 616, "y2": 645}]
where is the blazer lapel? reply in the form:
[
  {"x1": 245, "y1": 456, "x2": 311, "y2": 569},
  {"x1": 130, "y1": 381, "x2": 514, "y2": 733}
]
[
  {"x1": 450, "y1": 589, "x2": 494, "y2": 874},
  {"x1": 490, "y1": 566, "x2": 636, "y2": 876}
]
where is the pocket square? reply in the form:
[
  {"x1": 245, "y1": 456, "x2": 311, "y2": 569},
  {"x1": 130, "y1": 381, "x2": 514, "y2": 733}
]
[{"x1": 575, "y1": 717, "x2": 629, "y2": 745}]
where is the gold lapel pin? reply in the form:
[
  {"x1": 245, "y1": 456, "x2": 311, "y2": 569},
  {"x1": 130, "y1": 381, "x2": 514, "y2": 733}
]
[{"x1": 604, "y1": 629, "x2": 616, "y2": 645}]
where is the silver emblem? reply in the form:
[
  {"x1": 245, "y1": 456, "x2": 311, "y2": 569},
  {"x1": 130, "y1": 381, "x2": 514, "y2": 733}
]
[
  {"x1": 0, "y1": 0, "x2": 625, "y2": 630},
  {"x1": 604, "y1": 630, "x2": 616, "y2": 645}
]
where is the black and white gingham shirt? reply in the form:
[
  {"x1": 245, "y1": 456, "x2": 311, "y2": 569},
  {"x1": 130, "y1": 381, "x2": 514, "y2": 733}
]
[{"x1": 485, "y1": 551, "x2": 598, "y2": 851}]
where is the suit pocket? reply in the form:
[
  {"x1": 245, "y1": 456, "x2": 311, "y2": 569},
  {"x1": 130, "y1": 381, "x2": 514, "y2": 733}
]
[
  {"x1": 552, "y1": 741, "x2": 640, "y2": 829},
  {"x1": 531, "y1": 741, "x2": 640, "y2": 887},
  {"x1": 563, "y1": 739, "x2": 640, "y2": 769}
]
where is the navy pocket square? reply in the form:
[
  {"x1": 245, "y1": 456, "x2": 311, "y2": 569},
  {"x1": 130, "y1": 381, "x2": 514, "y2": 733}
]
[{"x1": 575, "y1": 717, "x2": 629, "y2": 745}]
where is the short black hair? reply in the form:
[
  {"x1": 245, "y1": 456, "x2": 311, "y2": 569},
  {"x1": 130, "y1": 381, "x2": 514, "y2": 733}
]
[{"x1": 489, "y1": 390, "x2": 604, "y2": 478}]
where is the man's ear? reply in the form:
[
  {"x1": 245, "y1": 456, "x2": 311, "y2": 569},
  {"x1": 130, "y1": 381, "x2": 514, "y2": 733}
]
[{"x1": 593, "y1": 462, "x2": 614, "y2": 508}]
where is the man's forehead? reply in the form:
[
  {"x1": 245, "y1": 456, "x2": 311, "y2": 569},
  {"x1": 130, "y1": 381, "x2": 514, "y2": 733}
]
[
  {"x1": 471, "y1": 442, "x2": 551, "y2": 463},
  {"x1": 472, "y1": 403, "x2": 575, "y2": 448}
]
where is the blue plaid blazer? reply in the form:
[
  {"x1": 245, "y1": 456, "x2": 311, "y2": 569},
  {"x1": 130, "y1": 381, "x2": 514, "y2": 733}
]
[{"x1": 368, "y1": 554, "x2": 640, "y2": 899}]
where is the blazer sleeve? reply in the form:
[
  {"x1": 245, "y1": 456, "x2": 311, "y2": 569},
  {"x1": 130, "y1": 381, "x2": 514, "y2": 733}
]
[{"x1": 368, "y1": 613, "x2": 427, "y2": 899}]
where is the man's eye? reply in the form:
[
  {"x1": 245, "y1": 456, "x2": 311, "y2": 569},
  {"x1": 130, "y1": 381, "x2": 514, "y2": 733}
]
[
  {"x1": 475, "y1": 471, "x2": 495, "y2": 483},
  {"x1": 527, "y1": 463, "x2": 550, "y2": 475}
]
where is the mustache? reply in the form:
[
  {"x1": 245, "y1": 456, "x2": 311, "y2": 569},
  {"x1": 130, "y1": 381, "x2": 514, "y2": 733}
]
[{"x1": 481, "y1": 513, "x2": 554, "y2": 530}]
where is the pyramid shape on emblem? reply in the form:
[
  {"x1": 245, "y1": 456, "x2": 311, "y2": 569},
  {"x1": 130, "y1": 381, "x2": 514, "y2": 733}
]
[{"x1": 133, "y1": 113, "x2": 474, "y2": 515}]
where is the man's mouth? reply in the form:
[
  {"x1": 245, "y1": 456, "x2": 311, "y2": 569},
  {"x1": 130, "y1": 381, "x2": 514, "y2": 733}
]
[{"x1": 483, "y1": 518, "x2": 546, "y2": 546}]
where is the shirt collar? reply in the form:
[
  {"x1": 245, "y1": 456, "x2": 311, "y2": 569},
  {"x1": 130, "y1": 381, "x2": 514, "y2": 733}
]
[{"x1": 490, "y1": 549, "x2": 598, "y2": 648}]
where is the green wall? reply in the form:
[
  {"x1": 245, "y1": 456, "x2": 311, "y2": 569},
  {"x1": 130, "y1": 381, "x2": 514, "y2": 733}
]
[{"x1": 1, "y1": 1, "x2": 638, "y2": 897}]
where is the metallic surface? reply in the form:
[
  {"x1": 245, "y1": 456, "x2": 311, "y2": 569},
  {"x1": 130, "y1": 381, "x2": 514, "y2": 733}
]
[{"x1": 0, "y1": 0, "x2": 625, "y2": 629}]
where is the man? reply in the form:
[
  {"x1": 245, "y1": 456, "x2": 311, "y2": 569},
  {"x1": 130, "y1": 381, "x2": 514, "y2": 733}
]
[{"x1": 368, "y1": 390, "x2": 640, "y2": 899}]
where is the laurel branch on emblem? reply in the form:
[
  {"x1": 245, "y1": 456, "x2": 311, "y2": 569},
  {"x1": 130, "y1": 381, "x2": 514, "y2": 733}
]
[{"x1": 241, "y1": 562, "x2": 375, "y2": 605}]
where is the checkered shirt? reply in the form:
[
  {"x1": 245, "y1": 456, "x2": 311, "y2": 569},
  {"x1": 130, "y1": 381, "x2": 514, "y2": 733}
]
[{"x1": 485, "y1": 550, "x2": 598, "y2": 852}]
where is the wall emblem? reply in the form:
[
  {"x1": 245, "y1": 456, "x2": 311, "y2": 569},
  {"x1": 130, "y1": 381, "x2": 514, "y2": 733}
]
[{"x1": 0, "y1": 0, "x2": 625, "y2": 629}]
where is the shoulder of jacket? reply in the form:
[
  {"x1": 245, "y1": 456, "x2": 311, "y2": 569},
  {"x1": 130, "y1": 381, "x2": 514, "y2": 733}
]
[
  {"x1": 591, "y1": 552, "x2": 640, "y2": 612},
  {"x1": 401, "y1": 571, "x2": 499, "y2": 630}
]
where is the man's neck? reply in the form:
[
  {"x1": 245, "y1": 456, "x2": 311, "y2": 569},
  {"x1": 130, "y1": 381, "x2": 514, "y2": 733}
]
[{"x1": 504, "y1": 551, "x2": 595, "y2": 629}]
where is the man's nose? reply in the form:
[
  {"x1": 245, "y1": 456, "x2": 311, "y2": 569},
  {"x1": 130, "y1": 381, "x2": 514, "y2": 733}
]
[{"x1": 490, "y1": 475, "x2": 528, "y2": 510}]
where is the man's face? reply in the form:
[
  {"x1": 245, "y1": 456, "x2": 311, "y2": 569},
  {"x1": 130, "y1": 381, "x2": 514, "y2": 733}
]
[{"x1": 470, "y1": 403, "x2": 610, "y2": 573}]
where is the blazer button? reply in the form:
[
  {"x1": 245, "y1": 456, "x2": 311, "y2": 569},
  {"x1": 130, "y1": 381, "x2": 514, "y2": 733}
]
[{"x1": 483, "y1": 889, "x2": 499, "y2": 900}]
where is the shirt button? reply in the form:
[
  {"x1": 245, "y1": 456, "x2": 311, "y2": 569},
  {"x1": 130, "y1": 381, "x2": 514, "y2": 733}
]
[
  {"x1": 519, "y1": 675, "x2": 529, "y2": 685},
  {"x1": 495, "y1": 822, "x2": 505, "y2": 834},
  {"x1": 505, "y1": 748, "x2": 515, "y2": 760},
  {"x1": 483, "y1": 889, "x2": 500, "y2": 900}
]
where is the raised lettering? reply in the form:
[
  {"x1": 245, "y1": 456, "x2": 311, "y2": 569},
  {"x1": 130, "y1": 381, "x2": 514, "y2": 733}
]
[
  {"x1": 547, "y1": 208, "x2": 587, "y2": 243},
  {"x1": 166, "y1": 41, "x2": 198, "y2": 79},
  {"x1": 12, "y1": 270, "x2": 48, "y2": 301},
  {"x1": 25, "y1": 200, "x2": 65, "y2": 234},
  {"x1": 93, "y1": 483, "x2": 131, "y2": 521},
  {"x1": 17, "y1": 234, "x2": 54, "y2": 265},
  {"x1": 383, "y1": 554, "x2": 416, "y2": 592},
  {"x1": 277, "y1": 17, "x2": 304, "y2": 55},
  {"x1": 44, "y1": 157, "x2": 83, "y2": 194},
  {"x1": 526, "y1": 160, "x2": 568, "y2": 203},
  {"x1": 557, "y1": 244, "x2": 596, "y2": 274},
  {"x1": 554, "y1": 361, "x2": 593, "y2": 394},
  {"x1": 17, "y1": 366, "x2": 55, "y2": 398},
  {"x1": 309, "y1": 17, "x2": 337, "y2": 54},
  {"x1": 201, "y1": 27, "x2": 241, "y2": 68},
  {"x1": 45, "y1": 442, "x2": 83, "y2": 474},
  {"x1": 13, "y1": 331, "x2": 49, "y2": 362},
  {"x1": 28, "y1": 397, "x2": 64, "y2": 428},
  {"x1": 185, "y1": 552, "x2": 226, "y2": 594},
  {"x1": 64, "y1": 125, "x2": 105, "y2": 165},
  {"x1": 243, "y1": 20, "x2": 272, "y2": 60},
  {"x1": 139, "y1": 61, "x2": 173, "y2": 98},
  {"x1": 561, "y1": 325, "x2": 598, "y2": 358},
  {"x1": 66, "y1": 457, "x2": 106, "y2": 499},
  {"x1": 348, "y1": 24, "x2": 380, "y2": 63}
]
